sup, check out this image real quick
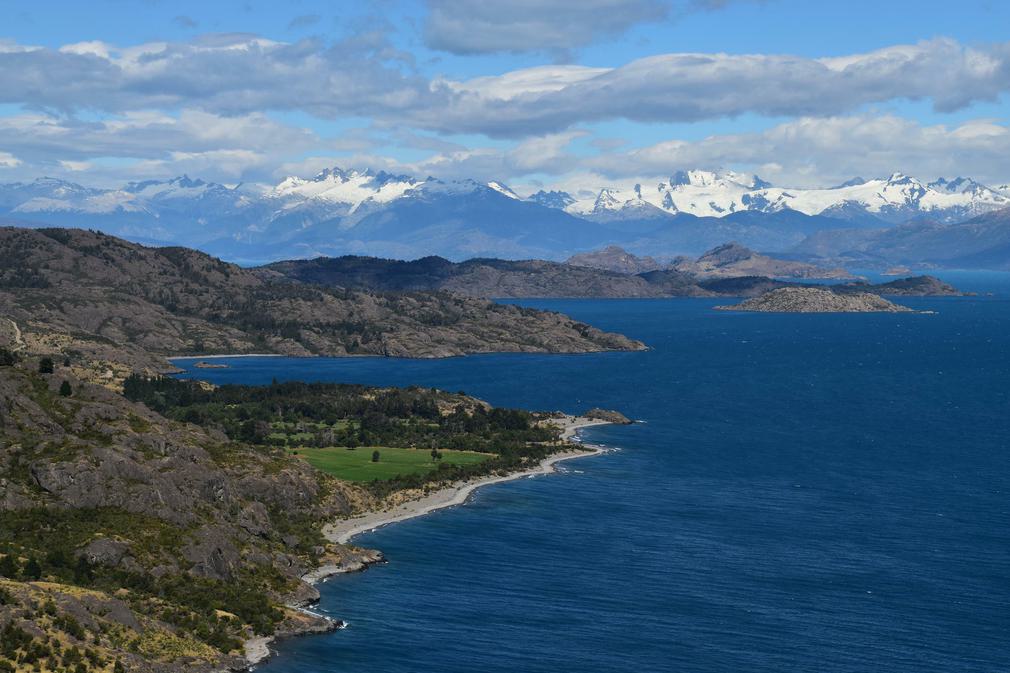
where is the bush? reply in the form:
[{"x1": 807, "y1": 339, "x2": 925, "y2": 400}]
[
  {"x1": 0, "y1": 555, "x2": 18, "y2": 579},
  {"x1": 0, "y1": 348, "x2": 16, "y2": 367},
  {"x1": 60, "y1": 380, "x2": 73, "y2": 397},
  {"x1": 38, "y1": 357, "x2": 54, "y2": 374},
  {"x1": 371, "y1": 450, "x2": 380, "y2": 463}
]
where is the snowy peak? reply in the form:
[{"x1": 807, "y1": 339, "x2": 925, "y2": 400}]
[
  {"x1": 541, "y1": 170, "x2": 1010, "y2": 224},
  {"x1": 527, "y1": 190, "x2": 575, "y2": 209},
  {"x1": 564, "y1": 169, "x2": 770, "y2": 219},
  {"x1": 592, "y1": 188, "x2": 623, "y2": 213},
  {"x1": 2, "y1": 167, "x2": 1010, "y2": 240},
  {"x1": 487, "y1": 181, "x2": 520, "y2": 200},
  {"x1": 271, "y1": 166, "x2": 422, "y2": 210}
]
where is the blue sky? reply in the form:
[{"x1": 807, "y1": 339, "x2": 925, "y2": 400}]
[{"x1": 1, "y1": 0, "x2": 1009, "y2": 190}]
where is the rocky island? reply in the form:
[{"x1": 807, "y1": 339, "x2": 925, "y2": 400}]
[{"x1": 715, "y1": 287, "x2": 917, "y2": 313}]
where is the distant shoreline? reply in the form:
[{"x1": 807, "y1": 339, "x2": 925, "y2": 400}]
[{"x1": 169, "y1": 353, "x2": 289, "y2": 360}]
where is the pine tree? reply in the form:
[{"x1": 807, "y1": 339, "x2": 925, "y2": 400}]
[{"x1": 60, "y1": 380, "x2": 73, "y2": 397}]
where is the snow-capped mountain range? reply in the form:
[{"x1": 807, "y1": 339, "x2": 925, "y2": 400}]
[
  {"x1": 536, "y1": 170, "x2": 1010, "y2": 223},
  {"x1": 1, "y1": 167, "x2": 1008, "y2": 264}
]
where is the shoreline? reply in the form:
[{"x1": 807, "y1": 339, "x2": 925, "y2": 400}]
[
  {"x1": 241, "y1": 415, "x2": 617, "y2": 669},
  {"x1": 169, "y1": 353, "x2": 289, "y2": 360},
  {"x1": 322, "y1": 416, "x2": 613, "y2": 545}
]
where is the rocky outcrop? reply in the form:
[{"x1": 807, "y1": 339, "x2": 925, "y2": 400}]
[
  {"x1": 715, "y1": 287, "x2": 916, "y2": 313},
  {"x1": 584, "y1": 408, "x2": 633, "y2": 424},
  {"x1": 671, "y1": 242, "x2": 854, "y2": 279},
  {"x1": 566, "y1": 246, "x2": 666, "y2": 274}
]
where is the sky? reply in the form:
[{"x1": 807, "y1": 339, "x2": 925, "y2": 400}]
[{"x1": 2, "y1": 0, "x2": 1010, "y2": 192}]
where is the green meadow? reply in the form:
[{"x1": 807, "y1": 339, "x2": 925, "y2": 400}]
[{"x1": 292, "y1": 446, "x2": 493, "y2": 482}]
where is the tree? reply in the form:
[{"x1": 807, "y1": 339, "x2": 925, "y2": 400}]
[
  {"x1": 38, "y1": 356, "x2": 54, "y2": 374},
  {"x1": 0, "y1": 554, "x2": 18, "y2": 578},
  {"x1": 59, "y1": 380, "x2": 73, "y2": 397},
  {"x1": 63, "y1": 356, "x2": 71, "y2": 367},
  {"x1": 430, "y1": 448, "x2": 439, "y2": 462},
  {"x1": 73, "y1": 556, "x2": 93, "y2": 584},
  {"x1": 0, "y1": 348, "x2": 16, "y2": 367},
  {"x1": 371, "y1": 450, "x2": 380, "y2": 463},
  {"x1": 23, "y1": 557, "x2": 41, "y2": 581}
]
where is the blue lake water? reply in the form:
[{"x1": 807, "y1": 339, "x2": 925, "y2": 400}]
[{"x1": 175, "y1": 278, "x2": 1010, "y2": 673}]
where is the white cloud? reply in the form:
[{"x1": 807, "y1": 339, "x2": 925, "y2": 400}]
[
  {"x1": 281, "y1": 116, "x2": 1010, "y2": 192},
  {"x1": 422, "y1": 39, "x2": 1010, "y2": 136},
  {"x1": 58, "y1": 160, "x2": 92, "y2": 171},
  {"x1": 1, "y1": 35, "x2": 1008, "y2": 138},
  {"x1": 0, "y1": 109, "x2": 343, "y2": 184},
  {"x1": 578, "y1": 115, "x2": 1010, "y2": 187}
]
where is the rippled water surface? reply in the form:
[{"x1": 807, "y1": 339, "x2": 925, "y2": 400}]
[{"x1": 176, "y1": 275, "x2": 1010, "y2": 673}]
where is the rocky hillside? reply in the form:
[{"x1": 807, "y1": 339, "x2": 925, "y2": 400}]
[
  {"x1": 566, "y1": 246, "x2": 666, "y2": 274},
  {"x1": 716, "y1": 287, "x2": 915, "y2": 313},
  {"x1": 0, "y1": 358, "x2": 373, "y2": 672},
  {"x1": 671, "y1": 243, "x2": 853, "y2": 279},
  {"x1": 791, "y1": 206, "x2": 1010, "y2": 270},
  {"x1": 0, "y1": 227, "x2": 645, "y2": 378},
  {"x1": 265, "y1": 255, "x2": 676, "y2": 298},
  {"x1": 0, "y1": 348, "x2": 590, "y2": 671},
  {"x1": 568, "y1": 243, "x2": 852, "y2": 280}
]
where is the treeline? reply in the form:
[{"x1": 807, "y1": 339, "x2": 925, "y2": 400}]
[{"x1": 123, "y1": 376, "x2": 559, "y2": 459}]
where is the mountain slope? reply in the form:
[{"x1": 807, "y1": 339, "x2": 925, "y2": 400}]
[
  {"x1": 792, "y1": 207, "x2": 1010, "y2": 269},
  {"x1": 0, "y1": 227, "x2": 645, "y2": 376},
  {"x1": 265, "y1": 255, "x2": 677, "y2": 298},
  {"x1": 265, "y1": 250, "x2": 957, "y2": 300}
]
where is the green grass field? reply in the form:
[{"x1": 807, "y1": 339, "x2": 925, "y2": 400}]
[{"x1": 292, "y1": 446, "x2": 493, "y2": 482}]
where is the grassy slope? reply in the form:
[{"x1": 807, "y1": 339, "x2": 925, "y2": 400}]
[{"x1": 294, "y1": 446, "x2": 492, "y2": 482}]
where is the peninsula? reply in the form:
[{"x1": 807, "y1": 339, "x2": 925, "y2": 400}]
[{"x1": 0, "y1": 226, "x2": 640, "y2": 673}]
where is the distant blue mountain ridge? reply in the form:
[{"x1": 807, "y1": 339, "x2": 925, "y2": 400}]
[{"x1": 1, "y1": 169, "x2": 1009, "y2": 268}]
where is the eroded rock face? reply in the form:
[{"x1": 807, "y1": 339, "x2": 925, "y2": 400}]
[
  {"x1": 78, "y1": 538, "x2": 132, "y2": 567},
  {"x1": 716, "y1": 287, "x2": 915, "y2": 313}
]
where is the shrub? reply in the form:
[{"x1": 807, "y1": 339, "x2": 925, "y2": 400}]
[
  {"x1": 38, "y1": 357, "x2": 54, "y2": 374},
  {"x1": 0, "y1": 554, "x2": 18, "y2": 579},
  {"x1": 371, "y1": 450, "x2": 380, "y2": 463},
  {"x1": 59, "y1": 380, "x2": 73, "y2": 397}
]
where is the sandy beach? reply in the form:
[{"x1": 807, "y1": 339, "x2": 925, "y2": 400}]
[{"x1": 323, "y1": 415, "x2": 614, "y2": 545}]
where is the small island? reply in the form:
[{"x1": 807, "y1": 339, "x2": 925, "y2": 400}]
[
  {"x1": 715, "y1": 287, "x2": 916, "y2": 313},
  {"x1": 193, "y1": 360, "x2": 231, "y2": 369}
]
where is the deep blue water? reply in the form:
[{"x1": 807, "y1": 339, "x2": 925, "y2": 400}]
[{"x1": 176, "y1": 276, "x2": 1010, "y2": 673}]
